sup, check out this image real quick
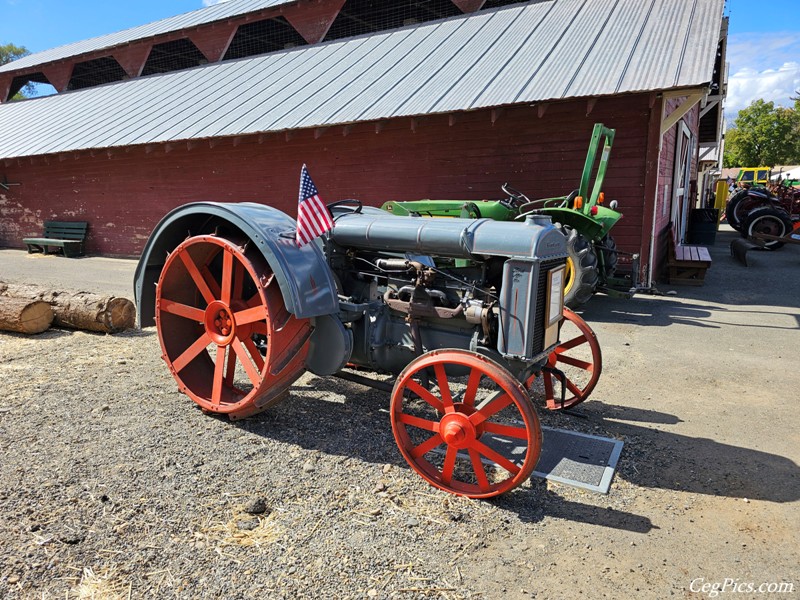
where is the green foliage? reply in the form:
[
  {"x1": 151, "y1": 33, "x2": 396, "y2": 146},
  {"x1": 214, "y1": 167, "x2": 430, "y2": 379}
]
[
  {"x1": 0, "y1": 42, "x2": 31, "y2": 100},
  {"x1": 723, "y1": 99, "x2": 800, "y2": 167}
]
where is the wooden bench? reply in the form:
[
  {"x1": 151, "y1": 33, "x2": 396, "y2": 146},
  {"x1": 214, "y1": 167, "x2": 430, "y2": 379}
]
[
  {"x1": 667, "y1": 223, "x2": 712, "y2": 285},
  {"x1": 23, "y1": 221, "x2": 88, "y2": 258}
]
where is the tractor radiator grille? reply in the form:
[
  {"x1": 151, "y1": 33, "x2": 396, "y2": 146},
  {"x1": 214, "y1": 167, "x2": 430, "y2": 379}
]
[{"x1": 530, "y1": 259, "x2": 564, "y2": 356}]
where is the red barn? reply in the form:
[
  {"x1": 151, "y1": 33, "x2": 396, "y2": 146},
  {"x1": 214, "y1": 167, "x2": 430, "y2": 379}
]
[{"x1": 0, "y1": 0, "x2": 727, "y2": 287}]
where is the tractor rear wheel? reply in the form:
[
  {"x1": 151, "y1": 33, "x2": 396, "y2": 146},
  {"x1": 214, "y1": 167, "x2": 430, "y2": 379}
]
[
  {"x1": 390, "y1": 349, "x2": 541, "y2": 498},
  {"x1": 155, "y1": 235, "x2": 312, "y2": 420},
  {"x1": 726, "y1": 189, "x2": 756, "y2": 231},
  {"x1": 743, "y1": 207, "x2": 793, "y2": 250},
  {"x1": 562, "y1": 226, "x2": 599, "y2": 309}
]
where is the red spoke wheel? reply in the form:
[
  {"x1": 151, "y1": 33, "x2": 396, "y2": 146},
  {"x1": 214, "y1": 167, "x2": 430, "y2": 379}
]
[
  {"x1": 526, "y1": 307, "x2": 601, "y2": 410},
  {"x1": 391, "y1": 349, "x2": 541, "y2": 498},
  {"x1": 155, "y1": 235, "x2": 312, "y2": 420}
]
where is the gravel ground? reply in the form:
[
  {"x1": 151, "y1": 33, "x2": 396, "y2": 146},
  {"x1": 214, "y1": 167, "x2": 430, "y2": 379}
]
[{"x1": 0, "y1": 230, "x2": 798, "y2": 599}]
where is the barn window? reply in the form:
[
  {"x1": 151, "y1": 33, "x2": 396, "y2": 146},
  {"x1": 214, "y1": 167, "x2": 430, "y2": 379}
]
[
  {"x1": 7, "y1": 73, "x2": 57, "y2": 101},
  {"x1": 68, "y1": 57, "x2": 128, "y2": 90},
  {"x1": 224, "y1": 17, "x2": 309, "y2": 60},
  {"x1": 142, "y1": 39, "x2": 208, "y2": 76},
  {"x1": 324, "y1": 0, "x2": 461, "y2": 42}
]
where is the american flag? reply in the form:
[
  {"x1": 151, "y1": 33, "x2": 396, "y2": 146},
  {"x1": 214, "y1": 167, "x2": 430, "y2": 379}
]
[{"x1": 296, "y1": 164, "x2": 334, "y2": 247}]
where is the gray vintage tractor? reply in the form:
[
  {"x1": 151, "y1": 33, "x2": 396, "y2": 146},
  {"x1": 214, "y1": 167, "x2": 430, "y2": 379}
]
[{"x1": 134, "y1": 200, "x2": 597, "y2": 498}]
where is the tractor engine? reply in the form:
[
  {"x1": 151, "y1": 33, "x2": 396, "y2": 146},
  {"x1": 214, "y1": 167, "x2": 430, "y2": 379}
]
[{"x1": 322, "y1": 207, "x2": 568, "y2": 379}]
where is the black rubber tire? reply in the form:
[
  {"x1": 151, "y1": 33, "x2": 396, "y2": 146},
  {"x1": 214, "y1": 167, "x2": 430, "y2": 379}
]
[
  {"x1": 562, "y1": 226, "x2": 599, "y2": 309},
  {"x1": 597, "y1": 234, "x2": 618, "y2": 279},
  {"x1": 725, "y1": 189, "x2": 751, "y2": 231},
  {"x1": 743, "y1": 207, "x2": 793, "y2": 250}
]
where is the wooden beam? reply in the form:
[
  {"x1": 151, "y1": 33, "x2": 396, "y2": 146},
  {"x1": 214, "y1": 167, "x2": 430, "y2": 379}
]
[
  {"x1": 660, "y1": 89, "x2": 705, "y2": 137},
  {"x1": 41, "y1": 63, "x2": 74, "y2": 93},
  {"x1": 190, "y1": 22, "x2": 238, "y2": 63},
  {"x1": 284, "y1": 0, "x2": 346, "y2": 44},
  {"x1": 642, "y1": 93, "x2": 664, "y2": 288},
  {"x1": 0, "y1": 75, "x2": 12, "y2": 103},
  {"x1": 451, "y1": 0, "x2": 486, "y2": 12},
  {"x1": 112, "y1": 44, "x2": 152, "y2": 78},
  {"x1": 699, "y1": 98, "x2": 720, "y2": 118}
]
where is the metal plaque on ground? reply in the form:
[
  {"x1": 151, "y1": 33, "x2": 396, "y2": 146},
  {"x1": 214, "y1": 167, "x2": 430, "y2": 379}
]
[
  {"x1": 436, "y1": 425, "x2": 624, "y2": 494},
  {"x1": 532, "y1": 426, "x2": 623, "y2": 494}
]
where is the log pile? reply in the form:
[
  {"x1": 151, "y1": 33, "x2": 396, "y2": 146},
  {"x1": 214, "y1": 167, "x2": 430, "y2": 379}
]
[{"x1": 0, "y1": 281, "x2": 135, "y2": 334}]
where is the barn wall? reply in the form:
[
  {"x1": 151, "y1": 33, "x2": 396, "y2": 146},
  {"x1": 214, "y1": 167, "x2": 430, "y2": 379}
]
[
  {"x1": 652, "y1": 100, "x2": 701, "y2": 281},
  {"x1": 0, "y1": 94, "x2": 653, "y2": 258}
]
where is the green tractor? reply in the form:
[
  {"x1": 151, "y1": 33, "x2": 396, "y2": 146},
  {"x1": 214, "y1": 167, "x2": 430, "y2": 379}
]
[{"x1": 383, "y1": 123, "x2": 633, "y2": 308}]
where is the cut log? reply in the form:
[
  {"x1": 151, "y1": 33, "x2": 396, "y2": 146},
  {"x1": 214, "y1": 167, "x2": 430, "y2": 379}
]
[
  {"x1": 0, "y1": 282, "x2": 135, "y2": 333},
  {"x1": 0, "y1": 298, "x2": 54, "y2": 334}
]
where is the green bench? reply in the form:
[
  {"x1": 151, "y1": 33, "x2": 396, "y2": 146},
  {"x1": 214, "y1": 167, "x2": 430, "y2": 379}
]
[{"x1": 23, "y1": 221, "x2": 88, "y2": 258}]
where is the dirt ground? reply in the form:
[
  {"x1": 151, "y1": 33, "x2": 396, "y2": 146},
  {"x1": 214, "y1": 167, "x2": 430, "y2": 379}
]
[{"x1": 0, "y1": 228, "x2": 798, "y2": 599}]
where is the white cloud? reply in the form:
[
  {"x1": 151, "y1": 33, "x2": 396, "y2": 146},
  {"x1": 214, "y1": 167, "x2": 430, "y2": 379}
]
[
  {"x1": 727, "y1": 62, "x2": 800, "y2": 113},
  {"x1": 202, "y1": 0, "x2": 232, "y2": 6},
  {"x1": 724, "y1": 32, "x2": 800, "y2": 122}
]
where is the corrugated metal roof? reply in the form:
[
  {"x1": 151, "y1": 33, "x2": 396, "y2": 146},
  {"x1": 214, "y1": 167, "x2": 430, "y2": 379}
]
[
  {"x1": 0, "y1": 0, "x2": 297, "y2": 74},
  {"x1": 0, "y1": 0, "x2": 725, "y2": 160}
]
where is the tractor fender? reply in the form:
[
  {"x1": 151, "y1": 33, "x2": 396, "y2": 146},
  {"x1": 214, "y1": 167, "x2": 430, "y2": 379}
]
[
  {"x1": 134, "y1": 201, "x2": 339, "y2": 327},
  {"x1": 539, "y1": 206, "x2": 621, "y2": 240}
]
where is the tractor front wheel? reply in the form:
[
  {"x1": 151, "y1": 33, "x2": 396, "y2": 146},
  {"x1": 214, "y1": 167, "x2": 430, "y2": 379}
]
[
  {"x1": 743, "y1": 207, "x2": 793, "y2": 250},
  {"x1": 562, "y1": 226, "x2": 599, "y2": 309},
  {"x1": 390, "y1": 349, "x2": 541, "y2": 498}
]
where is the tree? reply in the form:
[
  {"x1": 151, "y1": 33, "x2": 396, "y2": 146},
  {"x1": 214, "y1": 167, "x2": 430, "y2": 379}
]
[
  {"x1": 723, "y1": 99, "x2": 800, "y2": 167},
  {"x1": 0, "y1": 43, "x2": 31, "y2": 100}
]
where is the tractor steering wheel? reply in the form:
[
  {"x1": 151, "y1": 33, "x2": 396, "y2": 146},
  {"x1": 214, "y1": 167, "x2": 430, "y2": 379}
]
[
  {"x1": 327, "y1": 199, "x2": 363, "y2": 215},
  {"x1": 501, "y1": 183, "x2": 530, "y2": 208}
]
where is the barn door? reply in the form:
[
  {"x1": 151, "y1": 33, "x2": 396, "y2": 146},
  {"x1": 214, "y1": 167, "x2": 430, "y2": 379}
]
[{"x1": 671, "y1": 122, "x2": 694, "y2": 243}]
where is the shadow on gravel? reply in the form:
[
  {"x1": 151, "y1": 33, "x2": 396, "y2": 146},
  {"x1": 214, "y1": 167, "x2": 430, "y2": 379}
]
[
  {"x1": 492, "y1": 485, "x2": 658, "y2": 534},
  {"x1": 581, "y1": 297, "x2": 799, "y2": 331},
  {"x1": 582, "y1": 402, "x2": 684, "y2": 425},
  {"x1": 232, "y1": 378, "x2": 659, "y2": 533},
  {"x1": 557, "y1": 403, "x2": 800, "y2": 504}
]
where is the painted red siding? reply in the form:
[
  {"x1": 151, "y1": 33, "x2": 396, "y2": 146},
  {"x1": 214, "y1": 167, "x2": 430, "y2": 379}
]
[
  {"x1": 1, "y1": 94, "x2": 653, "y2": 258},
  {"x1": 652, "y1": 100, "x2": 701, "y2": 281}
]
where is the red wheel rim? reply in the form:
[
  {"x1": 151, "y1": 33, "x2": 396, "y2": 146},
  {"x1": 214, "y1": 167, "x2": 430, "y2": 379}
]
[
  {"x1": 391, "y1": 349, "x2": 541, "y2": 498},
  {"x1": 155, "y1": 235, "x2": 311, "y2": 419},
  {"x1": 526, "y1": 307, "x2": 601, "y2": 410}
]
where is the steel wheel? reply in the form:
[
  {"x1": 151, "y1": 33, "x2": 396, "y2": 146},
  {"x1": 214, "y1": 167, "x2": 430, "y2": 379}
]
[
  {"x1": 526, "y1": 308, "x2": 601, "y2": 410},
  {"x1": 391, "y1": 349, "x2": 541, "y2": 498},
  {"x1": 155, "y1": 235, "x2": 311, "y2": 420}
]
